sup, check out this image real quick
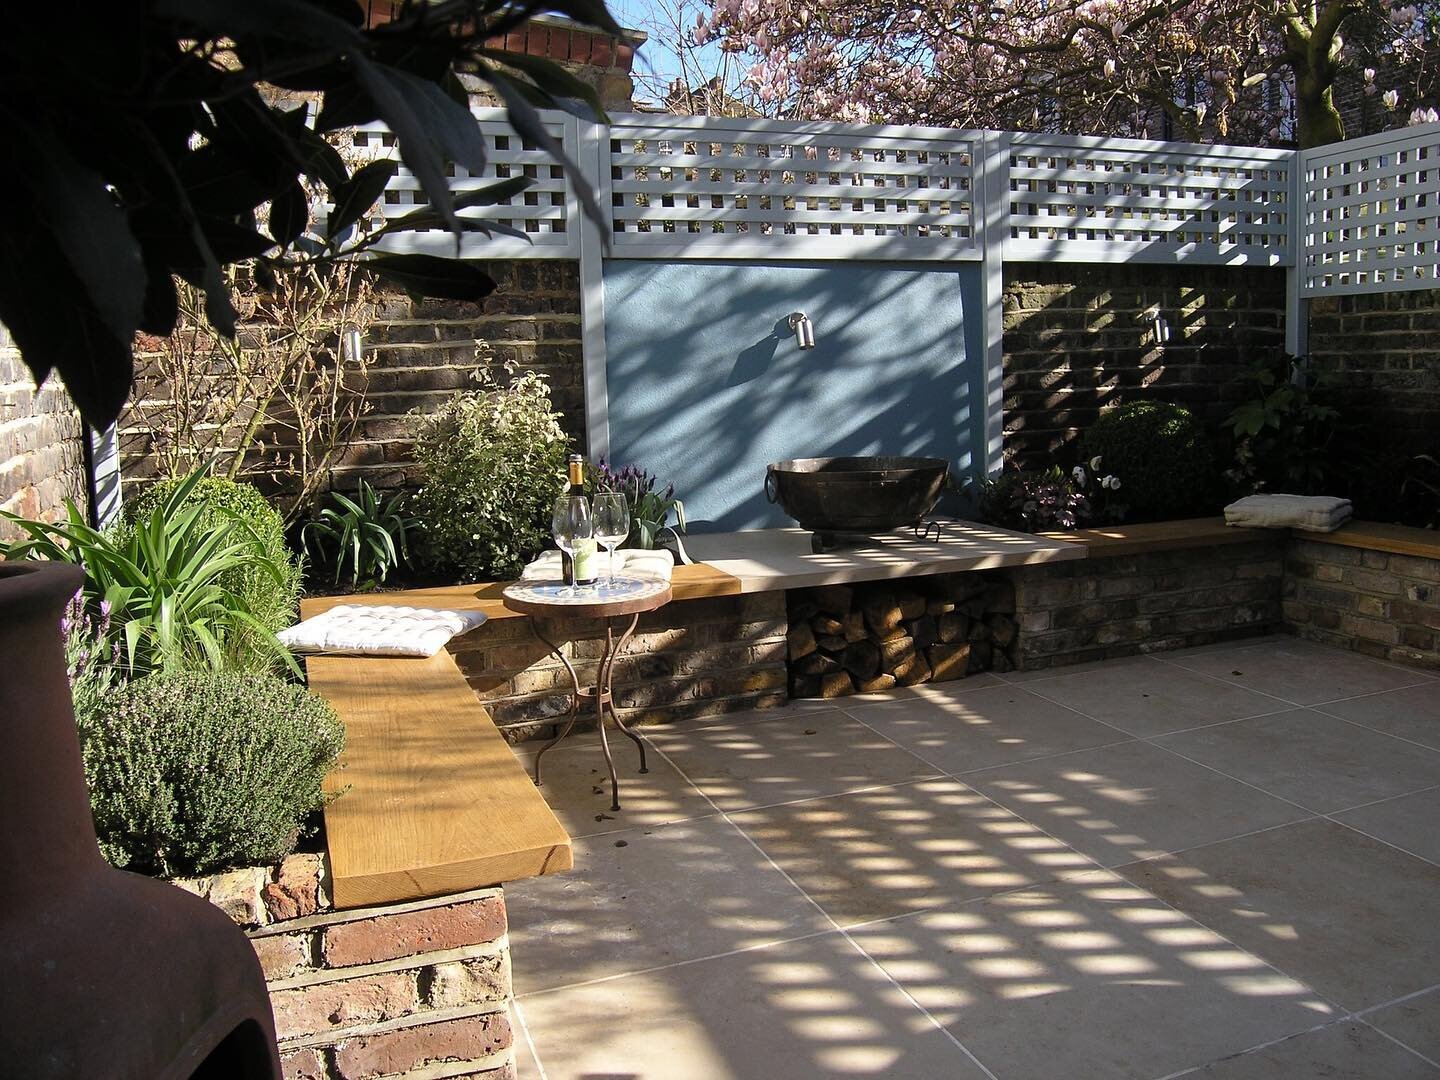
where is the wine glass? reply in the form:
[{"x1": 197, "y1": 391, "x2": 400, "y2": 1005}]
[
  {"x1": 551, "y1": 495, "x2": 593, "y2": 597},
  {"x1": 592, "y1": 493, "x2": 631, "y2": 593}
]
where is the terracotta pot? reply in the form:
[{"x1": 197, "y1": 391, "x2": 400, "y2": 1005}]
[{"x1": 0, "y1": 560, "x2": 281, "y2": 1078}]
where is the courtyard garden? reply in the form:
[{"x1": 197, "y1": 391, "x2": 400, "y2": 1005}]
[{"x1": 1, "y1": 1, "x2": 1438, "y2": 1078}]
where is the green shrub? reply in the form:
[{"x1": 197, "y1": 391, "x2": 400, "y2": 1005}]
[
  {"x1": 4, "y1": 471, "x2": 298, "y2": 675},
  {"x1": 126, "y1": 474, "x2": 301, "y2": 638},
  {"x1": 303, "y1": 479, "x2": 416, "y2": 589},
  {"x1": 1222, "y1": 354, "x2": 1340, "y2": 495},
  {"x1": 410, "y1": 368, "x2": 570, "y2": 580},
  {"x1": 1078, "y1": 401, "x2": 1216, "y2": 521},
  {"x1": 77, "y1": 670, "x2": 345, "y2": 877}
]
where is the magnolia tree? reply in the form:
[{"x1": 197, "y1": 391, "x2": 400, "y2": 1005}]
[{"x1": 692, "y1": 0, "x2": 1437, "y2": 147}]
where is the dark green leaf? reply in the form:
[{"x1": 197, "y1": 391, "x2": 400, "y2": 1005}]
[
  {"x1": 269, "y1": 181, "x2": 310, "y2": 246},
  {"x1": 364, "y1": 254, "x2": 497, "y2": 301},
  {"x1": 327, "y1": 159, "x2": 399, "y2": 239},
  {"x1": 13, "y1": 119, "x2": 145, "y2": 346},
  {"x1": 480, "y1": 48, "x2": 608, "y2": 122}
]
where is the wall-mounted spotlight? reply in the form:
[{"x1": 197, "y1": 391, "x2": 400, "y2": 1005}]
[
  {"x1": 1137, "y1": 306, "x2": 1171, "y2": 346},
  {"x1": 787, "y1": 311, "x2": 816, "y2": 350}
]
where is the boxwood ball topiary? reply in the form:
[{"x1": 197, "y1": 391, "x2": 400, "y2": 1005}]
[
  {"x1": 77, "y1": 671, "x2": 345, "y2": 877},
  {"x1": 1078, "y1": 401, "x2": 1216, "y2": 521},
  {"x1": 125, "y1": 475, "x2": 302, "y2": 639}
]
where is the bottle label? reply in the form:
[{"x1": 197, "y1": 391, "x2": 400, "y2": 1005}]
[{"x1": 572, "y1": 538, "x2": 598, "y2": 584}]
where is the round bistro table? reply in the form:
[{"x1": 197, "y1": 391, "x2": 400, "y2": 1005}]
[{"x1": 501, "y1": 575, "x2": 673, "y2": 811}]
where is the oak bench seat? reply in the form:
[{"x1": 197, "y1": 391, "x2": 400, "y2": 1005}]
[{"x1": 304, "y1": 639, "x2": 574, "y2": 910}]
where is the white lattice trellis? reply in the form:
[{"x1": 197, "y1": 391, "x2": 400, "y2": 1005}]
[
  {"x1": 605, "y1": 117, "x2": 979, "y2": 260},
  {"x1": 1301, "y1": 122, "x2": 1440, "y2": 296},
  {"x1": 1005, "y1": 134, "x2": 1293, "y2": 266},
  {"x1": 350, "y1": 109, "x2": 579, "y2": 258}
]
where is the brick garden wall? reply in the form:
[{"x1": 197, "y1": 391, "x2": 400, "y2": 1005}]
[
  {"x1": 1006, "y1": 539, "x2": 1286, "y2": 670},
  {"x1": 0, "y1": 329, "x2": 88, "y2": 540},
  {"x1": 448, "y1": 592, "x2": 789, "y2": 742},
  {"x1": 1307, "y1": 289, "x2": 1440, "y2": 517},
  {"x1": 119, "y1": 261, "x2": 585, "y2": 498},
  {"x1": 175, "y1": 856, "x2": 516, "y2": 1080},
  {"x1": 1284, "y1": 538, "x2": 1440, "y2": 670},
  {"x1": 1002, "y1": 264, "x2": 1287, "y2": 469}
]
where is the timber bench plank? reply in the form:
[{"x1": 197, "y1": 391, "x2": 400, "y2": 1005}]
[
  {"x1": 1296, "y1": 520, "x2": 1440, "y2": 560},
  {"x1": 308, "y1": 648, "x2": 572, "y2": 910},
  {"x1": 1035, "y1": 517, "x2": 1270, "y2": 557}
]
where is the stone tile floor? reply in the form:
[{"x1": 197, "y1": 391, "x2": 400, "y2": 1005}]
[{"x1": 505, "y1": 636, "x2": 1440, "y2": 1080}]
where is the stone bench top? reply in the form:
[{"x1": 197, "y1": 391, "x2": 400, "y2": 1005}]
[{"x1": 682, "y1": 520, "x2": 1086, "y2": 593}]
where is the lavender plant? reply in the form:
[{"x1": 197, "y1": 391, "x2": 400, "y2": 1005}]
[
  {"x1": 62, "y1": 590, "x2": 121, "y2": 724},
  {"x1": 588, "y1": 460, "x2": 687, "y2": 549}
]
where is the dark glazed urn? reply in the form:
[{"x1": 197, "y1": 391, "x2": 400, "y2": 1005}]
[{"x1": 0, "y1": 561, "x2": 282, "y2": 1079}]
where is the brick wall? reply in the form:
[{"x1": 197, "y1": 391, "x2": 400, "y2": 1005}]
[
  {"x1": 1007, "y1": 539, "x2": 1285, "y2": 670},
  {"x1": 1284, "y1": 538, "x2": 1440, "y2": 670},
  {"x1": 1002, "y1": 264, "x2": 1287, "y2": 468},
  {"x1": 0, "y1": 330, "x2": 88, "y2": 539},
  {"x1": 120, "y1": 261, "x2": 585, "y2": 498},
  {"x1": 480, "y1": 15, "x2": 645, "y2": 113},
  {"x1": 1307, "y1": 289, "x2": 1440, "y2": 518},
  {"x1": 175, "y1": 857, "x2": 516, "y2": 1080},
  {"x1": 449, "y1": 592, "x2": 789, "y2": 741}
]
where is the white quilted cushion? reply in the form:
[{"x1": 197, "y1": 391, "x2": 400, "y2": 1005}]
[{"x1": 278, "y1": 604, "x2": 488, "y2": 658}]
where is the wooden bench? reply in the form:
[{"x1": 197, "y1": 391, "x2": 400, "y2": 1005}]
[
  {"x1": 301, "y1": 562, "x2": 744, "y2": 910},
  {"x1": 1035, "y1": 517, "x2": 1270, "y2": 556},
  {"x1": 304, "y1": 635, "x2": 575, "y2": 910},
  {"x1": 1295, "y1": 519, "x2": 1440, "y2": 560}
]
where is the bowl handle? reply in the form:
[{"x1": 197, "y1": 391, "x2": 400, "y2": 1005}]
[{"x1": 763, "y1": 466, "x2": 780, "y2": 504}]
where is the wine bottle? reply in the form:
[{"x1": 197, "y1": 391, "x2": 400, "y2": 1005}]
[{"x1": 562, "y1": 455, "x2": 598, "y2": 587}]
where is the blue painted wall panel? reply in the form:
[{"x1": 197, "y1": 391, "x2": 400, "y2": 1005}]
[{"x1": 601, "y1": 260, "x2": 984, "y2": 531}]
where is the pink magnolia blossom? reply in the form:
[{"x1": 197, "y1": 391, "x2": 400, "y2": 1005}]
[{"x1": 688, "y1": 0, "x2": 1438, "y2": 147}]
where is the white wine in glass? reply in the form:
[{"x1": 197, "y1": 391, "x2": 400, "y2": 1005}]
[
  {"x1": 552, "y1": 495, "x2": 593, "y2": 597},
  {"x1": 592, "y1": 493, "x2": 631, "y2": 592}
]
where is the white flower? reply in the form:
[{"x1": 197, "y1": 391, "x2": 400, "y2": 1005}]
[
  {"x1": 1410, "y1": 106, "x2": 1440, "y2": 125},
  {"x1": 1102, "y1": 59, "x2": 1116, "y2": 80},
  {"x1": 1089, "y1": 455, "x2": 1103, "y2": 472},
  {"x1": 1106, "y1": 476, "x2": 1122, "y2": 491},
  {"x1": 1364, "y1": 68, "x2": 1377, "y2": 83},
  {"x1": 1072, "y1": 465, "x2": 1087, "y2": 485},
  {"x1": 1384, "y1": 89, "x2": 1400, "y2": 109},
  {"x1": 1194, "y1": 102, "x2": 1207, "y2": 125}
]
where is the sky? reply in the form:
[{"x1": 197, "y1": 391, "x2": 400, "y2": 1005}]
[{"x1": 603, "y1": 0, "x2": 729, "y2": 108}]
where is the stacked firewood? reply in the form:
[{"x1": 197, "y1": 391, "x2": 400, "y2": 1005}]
[{"x1": 786, "y1": 574, "x2": 1019, "y2": 699}]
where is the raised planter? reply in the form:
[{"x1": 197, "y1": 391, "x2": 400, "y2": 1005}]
[{"x1": 174, "y1": 858, "x2": 516, "y2": 1080}]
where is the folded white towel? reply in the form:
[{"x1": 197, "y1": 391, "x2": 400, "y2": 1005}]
[
  {"x1": 278, "y1": 604, "x2": 488, "y2": 658},
  {"x1": 521, "y1": 548, "x2": 674, "y2": 583},
  {"x1": 1224, "y1": 494, "x2": 1353, "y2": 533}
]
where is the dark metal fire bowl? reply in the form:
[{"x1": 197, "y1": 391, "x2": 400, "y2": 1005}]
[{"x1": 764, "y1": 456, "x2": 951, "y2": 536}]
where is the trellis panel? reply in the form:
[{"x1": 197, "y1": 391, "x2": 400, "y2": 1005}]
[
  {"x1": 605, "y1": 116, "x2": 980, "y2": 260},
  {"x1": 349, "y1": 110, "x2": 579, "y2": 259},
  {"x1": 1300, "y1": 122, "x2": 1440, "y2": 296},
  {"x1": 1005, "y1": 134, "x2": 1293, "y2": 266}
]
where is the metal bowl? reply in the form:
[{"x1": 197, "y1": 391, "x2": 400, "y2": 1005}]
[{"x1": 764, "y1": 456, "x2": 950, "y2": 533}]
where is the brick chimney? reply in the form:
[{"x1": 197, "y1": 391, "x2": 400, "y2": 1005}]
[{"x1": 485, "y1": 15, "x2": 646, "y2": 113}]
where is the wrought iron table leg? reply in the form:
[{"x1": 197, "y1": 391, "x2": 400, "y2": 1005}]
[
  {"x1": 530, "y1": 616, "x2": 581, "y2": 788},
  {"x1": 604, "y1": 613, "x2": 650, "y2": 774}
]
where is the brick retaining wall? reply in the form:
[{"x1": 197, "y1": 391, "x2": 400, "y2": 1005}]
[
  {"x1": 1284, "y1": 539, "x2": 1440, "y2": 670},
  {"x1": 175, "y1": 857, "x2": 516, "y2": 1080},
  {"x1": 449, "y1": 592, "x2": 789, "y2": 742},
  {"x1": 1006, "y1": 538, "x2": 1286, "y2": 670}
]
